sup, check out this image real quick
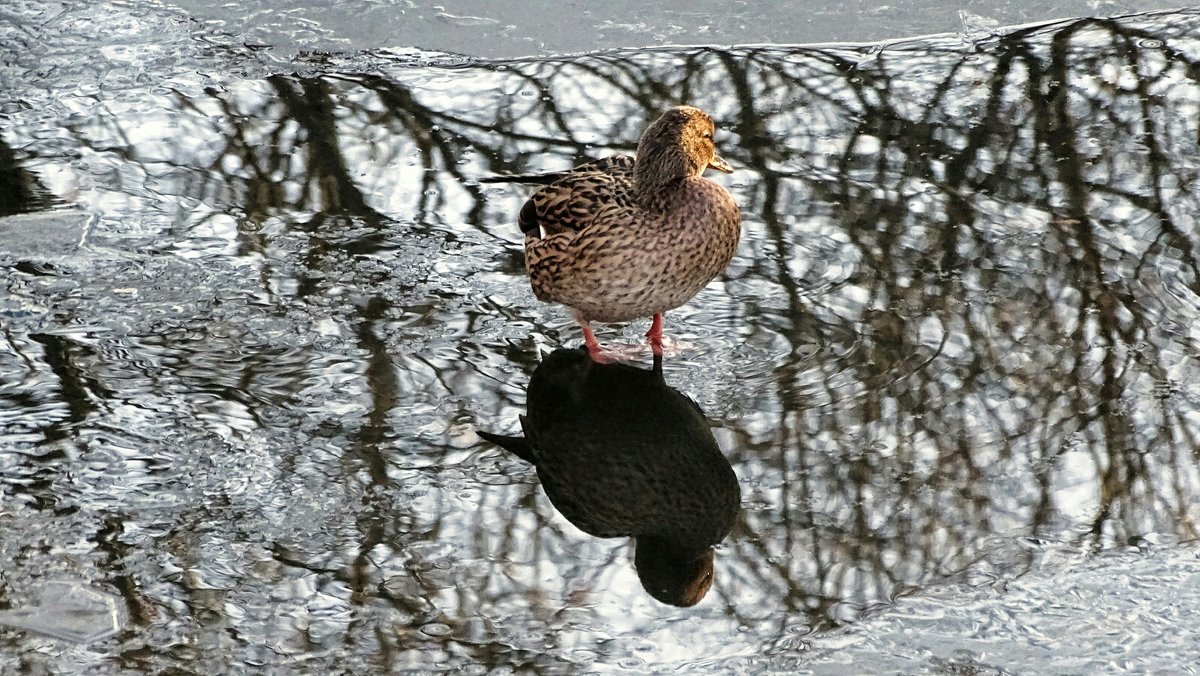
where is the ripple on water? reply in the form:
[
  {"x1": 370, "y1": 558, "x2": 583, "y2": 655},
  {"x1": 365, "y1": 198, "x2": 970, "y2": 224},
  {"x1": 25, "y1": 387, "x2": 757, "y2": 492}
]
[{"x1": 4, "y1": 2, "x2": 1200, "y2": 673}]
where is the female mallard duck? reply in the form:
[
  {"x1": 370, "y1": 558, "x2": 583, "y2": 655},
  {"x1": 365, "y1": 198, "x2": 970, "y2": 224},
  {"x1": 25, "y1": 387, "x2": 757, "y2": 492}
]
[
  {"x1": 483, "y1": 106, "x2": 741, "y2": 362},
  {"x1": 477, "y1": 347, "x2": 741, "y2": 606}
]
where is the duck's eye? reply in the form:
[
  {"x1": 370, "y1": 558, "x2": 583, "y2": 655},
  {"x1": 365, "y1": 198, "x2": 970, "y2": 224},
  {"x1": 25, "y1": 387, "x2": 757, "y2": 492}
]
[{"x1": 702, "y1": 131, "x2": 713, "y2": 139}]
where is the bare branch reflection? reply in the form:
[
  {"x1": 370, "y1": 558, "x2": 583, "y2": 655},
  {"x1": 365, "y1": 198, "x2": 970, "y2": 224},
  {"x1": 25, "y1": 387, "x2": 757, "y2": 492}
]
[{"x1": 3, "y1": 8, "x2": 1200, "y2": 671}]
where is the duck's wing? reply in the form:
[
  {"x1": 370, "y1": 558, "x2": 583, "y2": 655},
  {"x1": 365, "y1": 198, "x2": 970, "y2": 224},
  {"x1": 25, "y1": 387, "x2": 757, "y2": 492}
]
[
  {"x1": 478, "y1": 156, "x2": 635, "y2": 187},
  {"x1": 516, "y1": 156, "x2": 636, "y2": 237},
  {"x1": 521, "y1": 196, "x2": 646, "y2": 304}
]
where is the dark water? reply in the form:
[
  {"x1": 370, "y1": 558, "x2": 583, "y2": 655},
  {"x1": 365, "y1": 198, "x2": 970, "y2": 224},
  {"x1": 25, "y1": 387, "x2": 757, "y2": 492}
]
[{"x1": 2, "y1": 2, "x2": 1200, "y2": 672}]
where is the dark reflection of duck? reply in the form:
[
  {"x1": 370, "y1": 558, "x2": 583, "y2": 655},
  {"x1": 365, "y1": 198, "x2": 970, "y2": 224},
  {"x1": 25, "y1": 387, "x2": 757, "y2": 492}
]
[{"x1": 477, "y1": 348, "x2": 740, "y2": 607}]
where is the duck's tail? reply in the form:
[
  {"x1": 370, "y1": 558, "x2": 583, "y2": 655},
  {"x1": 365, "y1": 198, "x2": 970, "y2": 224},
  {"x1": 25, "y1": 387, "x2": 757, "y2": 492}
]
[
  {"x1": 478, "y1": 171, "x2": 568, "y2": 186},
  {"x1": 476, "y1": 429, "x2": 536, "y2": 464},
  {"x1": 478, "y1": 173, "x2": 559, "y2": 236},
  {"x1": 517, "y1": 199, "x2": 541, "y2": 236}
]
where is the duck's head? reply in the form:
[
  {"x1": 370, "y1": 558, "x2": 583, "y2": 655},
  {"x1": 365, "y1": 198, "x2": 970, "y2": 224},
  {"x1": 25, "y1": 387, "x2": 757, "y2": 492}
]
[
  {"x1": 635, "y1": 106, "x2": 733, "y2": 190},
  {"x1": 633, "y1": 537, "x2": 717, "y2": 607}
]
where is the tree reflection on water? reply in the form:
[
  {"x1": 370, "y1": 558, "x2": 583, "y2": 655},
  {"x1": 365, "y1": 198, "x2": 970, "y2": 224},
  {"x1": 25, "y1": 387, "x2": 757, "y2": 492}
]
[{"x1": 2, "y1": 8, "x2": 1199, "y2": 672}]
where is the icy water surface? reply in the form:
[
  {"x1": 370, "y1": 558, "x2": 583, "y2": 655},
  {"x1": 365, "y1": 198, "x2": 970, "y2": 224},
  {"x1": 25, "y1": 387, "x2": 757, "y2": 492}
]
[{"x1": 3, "y1": 2, "x2": 1200, "y2": 672}]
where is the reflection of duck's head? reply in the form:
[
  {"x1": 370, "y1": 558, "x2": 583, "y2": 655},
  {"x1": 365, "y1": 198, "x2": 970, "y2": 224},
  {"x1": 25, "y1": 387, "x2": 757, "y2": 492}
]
[
  {"x1": 634, "y1": 536, "x2": 716, "y2": 607},
  {"x1": 636, "y1": 105, "x2": 733, "y2": 192},
  {"x1": 477, "y1": 347, "x2": 740, "y2": 607}
]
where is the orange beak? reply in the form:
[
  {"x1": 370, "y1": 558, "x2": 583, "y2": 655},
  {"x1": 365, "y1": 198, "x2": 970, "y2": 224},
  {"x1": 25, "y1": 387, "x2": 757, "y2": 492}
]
[{"x1": 708, "y1": 155, "x2": 733, "y2": 173}]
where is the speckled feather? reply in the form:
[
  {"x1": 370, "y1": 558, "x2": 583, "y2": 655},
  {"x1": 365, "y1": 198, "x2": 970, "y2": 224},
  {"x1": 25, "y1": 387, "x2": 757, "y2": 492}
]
[
  {"x1": 517, "y1": 156, "x2": 637, "y2": 236},
  {"x1": 495, "y1": 107, "x2": 741, "y2": 324}
]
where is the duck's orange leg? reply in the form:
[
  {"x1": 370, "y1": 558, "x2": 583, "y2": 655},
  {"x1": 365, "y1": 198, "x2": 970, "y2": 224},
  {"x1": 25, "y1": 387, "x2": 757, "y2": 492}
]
[
  {"x1": 646, "y1": 313, "x2": 665, "y2": 356},
  {"x1": 581, "y1": 323, "x2": 614, "y2": 363}
]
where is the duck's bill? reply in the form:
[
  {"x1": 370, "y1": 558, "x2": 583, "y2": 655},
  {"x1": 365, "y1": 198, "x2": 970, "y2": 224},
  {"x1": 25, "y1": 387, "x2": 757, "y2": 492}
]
[{"x1": 708, "y1": 155, "x2": 734, "y2": 173}]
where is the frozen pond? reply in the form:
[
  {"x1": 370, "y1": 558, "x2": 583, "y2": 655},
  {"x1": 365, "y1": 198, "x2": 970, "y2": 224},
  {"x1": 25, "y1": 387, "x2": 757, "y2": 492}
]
[{"x1": 2, "y1": 2, "x2": 1200, "y2": 673}]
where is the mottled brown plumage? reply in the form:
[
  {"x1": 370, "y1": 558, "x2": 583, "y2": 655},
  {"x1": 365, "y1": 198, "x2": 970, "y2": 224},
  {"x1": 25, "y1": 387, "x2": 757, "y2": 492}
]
[{"x1": 483, "y1": 106, "x2": 741, "y2": 360}]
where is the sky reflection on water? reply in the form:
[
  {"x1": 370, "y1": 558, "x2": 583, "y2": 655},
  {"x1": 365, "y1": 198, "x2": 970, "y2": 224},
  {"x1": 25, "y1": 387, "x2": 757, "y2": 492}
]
[{"x1": 2, "y1": 3, "x2": 1200, "y2": 672}]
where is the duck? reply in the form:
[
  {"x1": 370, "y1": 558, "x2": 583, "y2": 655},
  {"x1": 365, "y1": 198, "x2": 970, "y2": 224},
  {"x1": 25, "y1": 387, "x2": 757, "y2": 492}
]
[
  {"x1": 476, "y1": 348, "x2": 741, "y2": 607},
  {"x1": 481, "y1": 106, "x2": 741, "y2": 362}
]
